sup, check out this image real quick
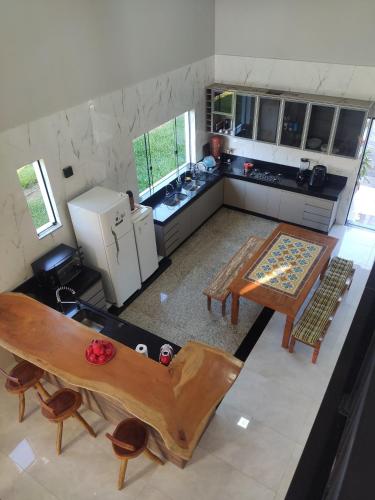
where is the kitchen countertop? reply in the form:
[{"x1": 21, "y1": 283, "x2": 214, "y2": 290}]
[
  {"x1": 13, "y1": 270, "x2": 180, "y2": 362},
  {"x1": 148, "y1": 155, "x2": 347, "y2": 226},
  {"x1": 0, "y1": 292, "x2": 243, "y2": 462}
]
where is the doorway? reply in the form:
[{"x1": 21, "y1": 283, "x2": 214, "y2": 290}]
[{"x1": 347, "y1": 120, "x2": 375, "y2": 230}]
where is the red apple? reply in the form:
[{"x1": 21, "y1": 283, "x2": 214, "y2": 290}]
[
  {"x1": 98, "y1": 354, "x2": 106, "y2": 363},
  {"x1": 89, "y1": 353, "x2": 96, "y2": 363}
]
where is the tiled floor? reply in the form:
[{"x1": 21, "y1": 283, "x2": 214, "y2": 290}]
[
  {"x1": 121, "y1": 209, "x2": 277, "y2": 353},
  {"x1": 0, "y1": 213, "x2": 374, "y2": 500}
]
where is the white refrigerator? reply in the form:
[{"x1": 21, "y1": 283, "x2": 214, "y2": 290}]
[
  {"x1": 68, "y1": 187, "x2": 141, "y2": 307},
  {"x1": 131, "y1": 204, "x2": 158, "y2": 282}
]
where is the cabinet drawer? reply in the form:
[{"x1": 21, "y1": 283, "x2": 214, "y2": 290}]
[
  {"x1": 304, "y1": 203, "x2": 332, "y2": 217},
  {"x1": 165, "y1": 235, "x2": 181, "y2": 255},
  {"x1": 164, "y1": 220, "x2": 180, "y2": 238},
  {"x1": 302, "y1": 211, "x2": 331, "y2": 224},
  {"x1": 79, "y1": 280, "x2": 103, "y2": 302},
  {"x1": 304, "y1": 197, "x2": 334, "y2": 210},
  {"x1": 302, "y1": 217, "x2": 329, "y2": 232},
  {"x1": 164, "y1": 228, "x2": 180, "y2": 245}
]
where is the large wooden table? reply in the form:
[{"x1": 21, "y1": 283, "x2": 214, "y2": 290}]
[
  {"x1": 229, "y1": 223, "x2": 338, "y2": 348},
  {"x1": 0, "y1": 293, "x2": 242, "y2": 466}
]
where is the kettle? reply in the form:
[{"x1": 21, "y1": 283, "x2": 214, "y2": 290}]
[{"x1": 309, "y1": 165, "x2": 327, "y2": 188}]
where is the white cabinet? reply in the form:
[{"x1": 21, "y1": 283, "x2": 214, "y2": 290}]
[
  {"x1": 224, "y1": 177, "x2": 338, "y2": 232},
  {"x1": 245, "y1": 183, "x2": 281, "y2": 218},
  {"x1": 223, "y1": 178, "x2": 246, "y2": 209},
  {"x1": 278, "y1": 191, "x2": 337, "y2": 231},
  {"x1": 279, "y1": 191, "x2": 305, "y2": 225},
  {"x1": 155, "y1": 180, "x2": 224, "y2": 257}
]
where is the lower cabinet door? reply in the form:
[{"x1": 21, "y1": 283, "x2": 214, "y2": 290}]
[
  {"x1": 279, "y1": 191, "x2": 305, "y2": 225},
  {"x1": 223, "y1": 178, "x2": 246, "y2": 209}
]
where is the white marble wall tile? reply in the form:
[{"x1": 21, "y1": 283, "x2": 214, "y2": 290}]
[{"x1": 0, "y1": 56, "x2": 214, "y2": 292}]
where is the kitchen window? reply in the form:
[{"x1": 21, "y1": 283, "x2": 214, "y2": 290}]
[
  {"x1": 16, "y1": 159, "x2": 60, "y2": 238},
  {"x1": 133, "y1": 111, "x2": 193, "y2": 197}
]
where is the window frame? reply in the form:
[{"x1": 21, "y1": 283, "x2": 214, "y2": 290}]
[
  {"x1": 134, "y1": 110, "x2": 195, "y2": 200},
  {"x1": 17, "y1": 159, "x2": 61, "y2": 238}
]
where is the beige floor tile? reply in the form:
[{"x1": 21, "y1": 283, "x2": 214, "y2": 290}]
[
  {"x1": 199, "y1": 403, "x2": 296, "y2": 491},
  {"x1": 147, "y1": 446, "x2": 275, "y2": 500},
  {"x1": 0, "y1": 451, "x2": 59, "y2": 500}
]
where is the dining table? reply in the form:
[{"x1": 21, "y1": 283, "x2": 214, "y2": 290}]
[{"x1": 229, "y1": 223, "x2": 338, "y2": 348}]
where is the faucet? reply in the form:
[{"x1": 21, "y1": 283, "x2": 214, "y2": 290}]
[
  {"x1": 56, "y1": 286, "x2": 80, "y2": 313},
  {"x1": 165, "y1": 183, "x2": 175, "y2": 197}
]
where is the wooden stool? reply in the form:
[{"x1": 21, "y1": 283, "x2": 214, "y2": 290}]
[
  {"x1": 1, "y1": 361, "x2": 49, "y2": 422},
  {"x1": 106, "y1": 418, "x2": 164, "y2": 490},
  {"x1": 37, "y1": 388, "x2": 96, "y2": 455}
]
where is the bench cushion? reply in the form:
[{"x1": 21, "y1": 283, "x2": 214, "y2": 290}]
[
  {"x1": 203, "y1": 235, "x2": 264, "y2": 302},
  {"x1": 292, "y1": 257, "x2": 354, "y2": 346}
]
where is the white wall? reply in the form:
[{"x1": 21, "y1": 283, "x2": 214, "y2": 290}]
[
  {"x1": 215, "y1": 0, "x2": 375, "y2": 67},
  {"x1": 0, "y1": 0, "x2": 215, "y2": 132},
  {"x1": 214, "y1": 0, "x2": 375, "y2": 224},
  {"x1": 0, "y1": 0, "x2": 215, "y2": 292}
]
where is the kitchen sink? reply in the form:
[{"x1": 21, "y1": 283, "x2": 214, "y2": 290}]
[
  {"x1": 72, "y1": 308, "x2": 106, "y2": 332},
  {"x1": 163, "y1": 192, "x2": 188, "y2": 206},
  {"x1": 182, "y1": 180, "x2": 205, "y2": 192}
]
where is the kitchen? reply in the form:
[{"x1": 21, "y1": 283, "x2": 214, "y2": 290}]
[{"x1": 1, "y1": 1, "x2": 375, "y2": 499}]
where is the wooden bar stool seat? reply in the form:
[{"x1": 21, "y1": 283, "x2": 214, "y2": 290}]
[
  {"x1": 106, "y1": 418, "x2": 164, "y2": 490},
  {"x1": 1, "y1": 360, "x2": 49, "y2": 422},
  {"x1": 38, "y1": 388, "x2": 96, "y2": 455}
]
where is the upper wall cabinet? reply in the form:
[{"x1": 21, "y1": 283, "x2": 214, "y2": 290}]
[
  {"x1": 305, "y1": 104, "x2": 335, "y2": 153},
  {"x1": 332, "y1": 108, "x2": 366, "y2": 157},
  {"x1": 213, "y1": 90, "x2": 234, "y2": 115},
  {"x1": 235, "y1": 94, "x2": 256, "y2": 139},
  {"x1": 280, "y1": 101, "x2": 307, "y2": 148},
  {"x1": 206, "y1": 84, "x2": 372, "y2": 159},
  {"x1": 256, "y1": 97, "x2": 280, "y2": 143}
]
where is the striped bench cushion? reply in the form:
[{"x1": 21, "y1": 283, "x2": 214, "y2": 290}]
[
  {"x1": 292, "y1": 257, "x2": 354, "y2": 346},
  {"x1": 292, "y1": 299, "x2": 337, "y2": 345}
]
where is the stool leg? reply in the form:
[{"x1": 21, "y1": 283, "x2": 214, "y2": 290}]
[
  {"x1": 56, "y1": 421, "x2": 63, "y2": 455},
  {"x1": 144, "y1": 448, "x2": 164, "y2": 465},
  {"x1": 34, "y1": 381, "x2": 50, "y2": 399},
  {"x1": 18, "y1": 392, "x2": 25, "y2": 423},
  {"x1": 118, "y1": 459, "x2": 128, "y2": 490},
  {"x1": 73, "y1": 411, "x2": 96, "y2": 437}
]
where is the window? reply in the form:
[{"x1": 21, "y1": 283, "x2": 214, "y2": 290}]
[
  {"x1": 16, "y1": 160, "x2": 60, "y2": 237},
  {"x1": 133, "y1": 111, "x2": 193, "y2": 196}
]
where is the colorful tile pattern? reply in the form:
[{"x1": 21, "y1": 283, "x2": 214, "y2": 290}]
[{"x1": 243, "y1": 233, "x2": 326, "y2": 297}]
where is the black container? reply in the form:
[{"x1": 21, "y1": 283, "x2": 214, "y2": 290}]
[{"x1": 309, "y1": 165, "x2": 327, "y2": 188}]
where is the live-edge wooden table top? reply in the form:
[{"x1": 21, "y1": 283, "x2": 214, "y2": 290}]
[
  {"x1": 229, "y1": 223, "x2": 338, "y2": 317},
  {"x1": 0, "y1": 293, "x2": 242, "y2": 461}
]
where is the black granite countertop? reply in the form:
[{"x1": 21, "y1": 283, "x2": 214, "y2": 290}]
[
  {"x1": 148, "y1": 169, "x2": 223, "y2": 226},
  {"x1": 223, "y1": 155, "x2": 347, "y2": 201},
  {"x1": 13, "y1": 269, "x2": 180, "y2": 363},
  {"x1": 148, "y1": 155, "x2": 347, "y2": 226}
]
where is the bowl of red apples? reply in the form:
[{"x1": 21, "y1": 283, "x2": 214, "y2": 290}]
[{"x1": 85, "y1": 339, "x2": 116, "y2": 365}]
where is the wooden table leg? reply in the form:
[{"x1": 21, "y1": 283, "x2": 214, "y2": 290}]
[
  {"x1": 282, "y1": 316, "x2": 294, "y2": 348},
  {"x1": 231, "y1": 293, "x2": 240, "y2": 325}
]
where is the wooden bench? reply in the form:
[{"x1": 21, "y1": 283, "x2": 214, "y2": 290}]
[
  {"x1": 203, "y1": 235, "x2": 264, "y2": 316},
  {"x1": 289, "y1": 257, "x2": 354, "y2": 363}
]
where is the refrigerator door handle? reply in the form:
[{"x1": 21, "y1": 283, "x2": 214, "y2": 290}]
[{"x1": 111, "y1": 226, "x2": 120, "y2": 264}]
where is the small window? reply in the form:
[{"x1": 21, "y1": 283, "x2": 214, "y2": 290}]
[
  {"x1": 133, "y1": 111, "x2": 193, "y2": 196},
  {"x1": 17, "y1": 160, "x2": 60, "y2": 237}
]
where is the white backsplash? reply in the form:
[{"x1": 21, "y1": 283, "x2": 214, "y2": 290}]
[
  {"x1": 215, "y1": 54, "x2": 375, "y2": 224},
  {"x1": 0, "y1": 56, "x2": 214, "y2": 292}
]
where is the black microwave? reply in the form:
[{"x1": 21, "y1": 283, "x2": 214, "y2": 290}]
[{"x1": 31, "y1": 244, "x2": 83, "y2": 289}]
